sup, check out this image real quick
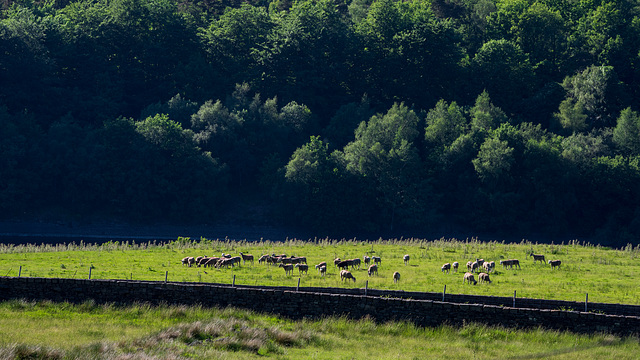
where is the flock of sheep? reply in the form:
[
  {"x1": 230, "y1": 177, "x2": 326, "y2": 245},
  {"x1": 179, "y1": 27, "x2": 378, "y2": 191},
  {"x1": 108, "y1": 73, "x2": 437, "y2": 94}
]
[
  {"x1": 180, "y1": 252, "x2": 407, "y2": 284},
  {"x1": 442, "y1": 253, "x2": 562, "y2": 285},
  {"x1": 180, "y1": 251, "x2": 562, "y2": 286}
]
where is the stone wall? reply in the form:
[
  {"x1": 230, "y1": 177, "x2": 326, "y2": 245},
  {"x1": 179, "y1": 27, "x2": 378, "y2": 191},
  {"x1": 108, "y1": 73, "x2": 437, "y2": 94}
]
[{"x1": 1, "y1": 276, "x2": 638, "y2": 335}]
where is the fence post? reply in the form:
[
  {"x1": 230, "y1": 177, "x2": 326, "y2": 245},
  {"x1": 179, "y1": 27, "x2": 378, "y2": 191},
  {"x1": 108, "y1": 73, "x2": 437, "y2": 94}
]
[
  {"x1": 443, "y1": 285, "x2": 446, "y2": 302},
  {"x1": 513, "y1": 290, "x2": 516, "y2": 307},
  {"x1": 585, "y1": 293, "x2": 588, "y2": 312},
  {"x1": 297, "y1": 278, "x2": 300, "y2": 292},
  {"x1": 18, "y1": 266, "x2": 21, "y2": 277},
  {"x1": 165, "y1": 271, "x2": 168, "y2": 283},
  {"x1": 232, "y1": 275, "x2": 236, "y2": 287},
  {"x1": 365, "y1": 280, "x2": 368, "y2": 296}
]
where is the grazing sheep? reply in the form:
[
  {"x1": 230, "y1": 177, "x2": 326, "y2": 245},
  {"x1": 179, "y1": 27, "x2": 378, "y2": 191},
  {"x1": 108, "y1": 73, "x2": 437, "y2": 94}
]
[
  {"x1": 279, "y1": 263, "x2": 294, "y2": 275},
  {"x1": 368, "y1": 264, "x2": 378, "y2": 277},
  {"x1": 363, "y1": 256, "x2": 371, "y2": 265},
  {"x1": 195, "y1": 256, "x2": 204, "y2": 265},
  {"x1": 483, "y1": 261, "x2": 495, "y2": 273},
  {"x1": 549, "y1": 259, "x2": 562, "y2": 269},
  {"x1": 319, "y1": 265, "x2": 327, "y2": 276},
  {"x1": 239, "y1": 252, "x2": 254, "y2": 265},
  {"x1": 530, "y1": 253, "x2": 546, "y2": 264},
  {"x1": 337, "y1": 259, "x2": 354, "y2": 270},
  {"x1": 315, "y1": 262, "x2": 327, "y2": 273},
  {"x1": 469, "y1": 260, "x2": 480, "y2": 273},
  {"x1": 441, "y1": 263, "x2": 451, "y2": 274},
  {"x1": 351, "y1": 258, "x2": 362, "y2": 269},
  {"x1": 466, "y1": 261, "x2": 474, "y2": 272},
  {"x1": 295, "y1": 263, "x2": 309, "y2": 275},
  {"x1": 452, "y1": 262, "x2": 459, "y2": 272},
  {"x1": 202, "y1": 257, "x2": 220, "y2": 268},
  {"x1": 333, "y1": 258, "x2": 341, "y2": 267},
  {"x1": 372, "y1": 256, "x2": 382, "y2": 265},
  {"x1": 403, "y1": 254, "x2": 410, "y2": 265},
  {"x1": 393, "y1": 271, "x2": 400, "y2": 283},
  {"x1": 258, "y1": 254, "x2": 269, "y2": 264},
  {"x1": 181, "y1": 257, "x2": 192, "y2": 266},
  {"x1": 340, "y1": 270, "x2": 356, "y2": 282},
  {"x1": 500, "y1": 259, "x2": 521, "y2": 269},
  {"x1": 216, "y1": 258, "x2": 234, "y2": 269},
  {"x1": 463, "y1": 272, "x2": 477, "y2": 285},
  {"x1": 478, "y1": 272, "x2": 491, "y2": 284}
]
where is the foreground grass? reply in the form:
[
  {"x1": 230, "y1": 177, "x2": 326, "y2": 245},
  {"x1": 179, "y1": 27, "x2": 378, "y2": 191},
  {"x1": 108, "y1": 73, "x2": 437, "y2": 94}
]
[
  {"x1": 0, "y1": 300, "x2": 639, "y2": 359},
  {"x1": 1, "y1": 237, "x2": 640, "y2": 305}
]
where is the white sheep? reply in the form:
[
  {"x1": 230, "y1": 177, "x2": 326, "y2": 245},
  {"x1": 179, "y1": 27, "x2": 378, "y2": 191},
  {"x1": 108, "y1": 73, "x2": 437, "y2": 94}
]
[
  {"x1": 372, "y1": 256, "x2": 382, "y2": 265},
  {"x1": 393, "y1": 271, "x2": 400, "y2": 283},
  {"x1": 340, "y1": 270, "x2": 356, "y2": 282},
  {"x1": 452, "y1": 262, "x2": 459, "y2": 272},
  {"x1": 351, "y1": 258, "x2": 362, "y2": 269},
  {"x1": 441, "y1": 263, "x2": 451, "y2": 274},
  {"x1": 403, "y1": 254, "x2": 410, "y2": 265},
  {"x1": 549, "y1": 259, "x2": 562, "y2": 269},
  {"x1": 478, "y1": 272, "x2": 491, "y2": 284},
  {"x1": 363, "y1": 256, "x2": 371, "y2": 265},
  {"x1": 463, "y1": 272, "x2": 477, "y2": 285},
  {"x1": 466, "y1": 261, "x2": 474, "y2": 272},
  {"x1": 483, "y1": 261, "x2": 495, "y2": 273},
  {"x1": 315, "y1": 262, "x2": 327, "y2": 273}
]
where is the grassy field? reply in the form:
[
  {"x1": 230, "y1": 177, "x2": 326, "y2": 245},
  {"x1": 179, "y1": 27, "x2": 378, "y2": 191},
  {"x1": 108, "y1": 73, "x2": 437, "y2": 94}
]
[
  {"x1": 1, "y1": 299, "x2": 639, "y2": 359},
  {"x1": 1, "y1": 237, "x2": 640, "y2": 305},
  {"x1": 1, "y1": 237, "x2": 640, "y2": 359}
]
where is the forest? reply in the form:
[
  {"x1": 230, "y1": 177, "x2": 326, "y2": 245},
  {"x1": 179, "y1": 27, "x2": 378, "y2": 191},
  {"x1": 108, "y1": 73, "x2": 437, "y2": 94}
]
[{"x1": 2, "y1": 0, "x2": 640, "y2": 245}]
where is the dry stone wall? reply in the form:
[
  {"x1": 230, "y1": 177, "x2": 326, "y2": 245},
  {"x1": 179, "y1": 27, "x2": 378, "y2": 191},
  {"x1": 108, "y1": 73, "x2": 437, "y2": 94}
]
[{"x1": 1, "y1": 276, "x2": 639, "y2": 335}]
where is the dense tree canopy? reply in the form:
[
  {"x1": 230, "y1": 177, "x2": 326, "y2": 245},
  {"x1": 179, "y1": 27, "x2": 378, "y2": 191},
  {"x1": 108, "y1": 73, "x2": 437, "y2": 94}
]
[{"x1": 2, "y1": 0, "x2": 640, "y2": 245}]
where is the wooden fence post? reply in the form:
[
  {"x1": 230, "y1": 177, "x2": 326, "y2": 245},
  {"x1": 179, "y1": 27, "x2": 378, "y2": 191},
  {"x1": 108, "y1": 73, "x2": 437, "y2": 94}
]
[
  {"x1": 443, "y1": 285, "x2": 446, "y2": 302},
  {"x1": 585, "y1": 293, "x2": 588, "y2": 312},
  {"x1": 18, "y1": 266, "x2": 21, "y2": 277},
  {"x1": 165, "y1": 271, "x2": 168, "y2": 283},
  {"x1": 513, "y1": 290, "x2": 516, "y2": 307},
  {"x1": 232, "y1": 275, "x2": 236, "y2": 287},
  {"x1": 88, "y1": 267, "x2": 92, "y2": 279},
  {"x1": 297, "y1": 278, "x2": 300, "y2": 292}
]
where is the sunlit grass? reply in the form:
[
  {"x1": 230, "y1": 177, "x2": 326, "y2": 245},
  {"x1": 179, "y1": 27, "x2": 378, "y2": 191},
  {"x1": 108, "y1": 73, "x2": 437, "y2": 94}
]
[{"x1": 1, "y1": 237, "x2": 640, "y2": 304}]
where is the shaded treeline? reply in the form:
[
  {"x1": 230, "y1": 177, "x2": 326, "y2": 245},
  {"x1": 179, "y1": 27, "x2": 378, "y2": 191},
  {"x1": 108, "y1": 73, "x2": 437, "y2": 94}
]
[{"x1": 2, "y1": 0, "x2": 640, "y2": 245}]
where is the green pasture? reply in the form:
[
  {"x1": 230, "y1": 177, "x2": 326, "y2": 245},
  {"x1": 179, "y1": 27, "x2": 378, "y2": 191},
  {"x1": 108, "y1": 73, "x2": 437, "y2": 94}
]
[
  {"x1": 1, "y1": 237, "x2": 640, "y2": 305},
  {"x1": 1, "y1": 300, "x2": 639, "y2": 359}
]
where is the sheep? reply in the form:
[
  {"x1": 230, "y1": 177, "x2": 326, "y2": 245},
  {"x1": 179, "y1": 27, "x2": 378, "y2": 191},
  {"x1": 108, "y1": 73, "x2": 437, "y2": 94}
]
[
  {"x1": 452, "y1": 262, "x2": 459, "y2": 272},
  {"x1": 195, "y1": 256, "x2": 204, "y2": 265},
  {"x1": 441, "y1": 263, "x2": 451, "y2": 274},
  {"x1": 239, "y1": 252, "x2": 254, "y2": 265},
  {"x1": 372, "y1": 256, "x2": 382, "y2": 265},
  {"x1": 393, "y1": 271, "x2": 401, "y2": 283},
  {"x1": 291, "y1": 256, "x2": 307, "y2": 265},
  {"x1": 258, "y1": 254, "x2": 269, "y2": 264},
  {"x1": 363, "y1": 256, "x2": 371, "y2": 265},
  {"x1": 337, "y1": 259, "x2": 354, "y2": 270},
  {"x1": 469, "y1": 260, "x2": 480, "y2": 273},
  {"x1": 319, "y1": 265, "x2": 327, "y2": 277},
  {"x1": 295, "y1": 263, "x2": 309, "y2": 275},
  {"x1": 466, "y1": 261, "x2": 474, "y2": 272},
  {"x1": 549, "y1": 259, "x2": 562, "y2": 269},
  {"x1": 463, "y1": 272, "x2": 477, "y2": 285},
  {"x1": 351, "y1": 258, "x2": 362, "y2": 269},
  {"x1": 201, "y1": 257, "x2": 220, "y2": 268},
  {"x1": 181, "y1": 257, "x2": 192, "y2": 266},
  {"x1": 333, "y1": 258, "x2": 341, "y2": 267},
  {"x1": 315, "y1": 262, "x2": 327, "y2": 273},
  {"x1": 368, "y1": 264, "x2": 378, "y2": 277},
  {"x1": 340, "y1": 270, "x2": 356, "y2": 282},
  {"x1": 530, "y1": 253, "x2": 546, "y2": 264},
  {"x1": 403, "y1": 254, "x2": 410, "y2": 265},
  {"x1": 500, "y1": 259, "x2": 520, "y2": 269},
  {"x1": 478, "y1": 272, "x2": 491, "y2": 284},
  {"x1": 216, "y1": 258, "x2": 234, "y2": 269},
  {"x1": 279, "y1": 263, "x2": 294, "y2": 275},
  {"x1": 483, "y1": 261, "x2": 495, "y2": 273}
]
